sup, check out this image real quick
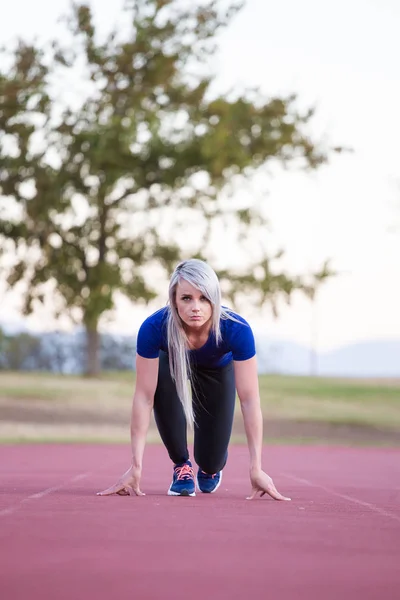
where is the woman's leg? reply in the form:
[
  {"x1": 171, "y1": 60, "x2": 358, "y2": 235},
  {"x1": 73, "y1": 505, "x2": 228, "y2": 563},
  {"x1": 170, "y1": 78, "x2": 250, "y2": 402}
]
[
  {"x1": 153, "y1": 351, "x2": 189, "y2": 465},
  {"x1": 192, "y1": 361, "x2": 236, "y2": 474}
]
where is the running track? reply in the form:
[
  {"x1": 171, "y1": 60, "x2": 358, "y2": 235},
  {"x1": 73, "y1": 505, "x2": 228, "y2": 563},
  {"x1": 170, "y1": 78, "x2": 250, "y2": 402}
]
[{"x1": 1, "y1": 445, "x2": 399, "y2": 600}]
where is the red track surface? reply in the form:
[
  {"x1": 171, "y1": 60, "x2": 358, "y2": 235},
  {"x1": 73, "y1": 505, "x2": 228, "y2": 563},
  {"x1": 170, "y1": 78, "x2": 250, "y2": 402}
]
[{"x1": 1, "y1": 444, "x2": 399, "y2": 600}]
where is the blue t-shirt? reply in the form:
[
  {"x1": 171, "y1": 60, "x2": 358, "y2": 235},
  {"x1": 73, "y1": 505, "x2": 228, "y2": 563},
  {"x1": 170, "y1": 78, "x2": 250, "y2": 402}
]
[{"x1": 136, "y1": 306, "x2": 256, "y2": 368}]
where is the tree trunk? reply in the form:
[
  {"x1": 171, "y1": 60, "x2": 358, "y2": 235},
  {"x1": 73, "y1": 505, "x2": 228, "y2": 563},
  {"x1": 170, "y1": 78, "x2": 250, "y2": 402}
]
[{"x1": 86, "y1": 325, "x2": 100, "y2": 376}]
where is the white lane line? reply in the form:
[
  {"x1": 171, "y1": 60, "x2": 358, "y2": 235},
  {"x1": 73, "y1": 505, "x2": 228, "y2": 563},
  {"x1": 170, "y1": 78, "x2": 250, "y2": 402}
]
[
  {"x1": 282, "y1": 473, "x2": 400, "y2": 525},
  {"x1": 0, "y1": 470, "x2": 100, "y2": 517}
]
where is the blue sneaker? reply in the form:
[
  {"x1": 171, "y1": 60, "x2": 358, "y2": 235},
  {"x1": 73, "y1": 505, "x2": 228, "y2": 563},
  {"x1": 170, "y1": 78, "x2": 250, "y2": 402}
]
[
  {"x1": 168, "y1": 460, "x2": 196, "y2": 496},
  {"x1": 196, "y1": 469, "x2": 222, "y2": 494}
]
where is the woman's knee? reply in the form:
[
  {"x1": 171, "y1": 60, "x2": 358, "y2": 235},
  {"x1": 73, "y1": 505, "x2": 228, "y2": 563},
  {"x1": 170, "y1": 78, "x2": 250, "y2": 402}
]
[{"x1": 194, "y1": 449, "x2": 228, "y2": 474}]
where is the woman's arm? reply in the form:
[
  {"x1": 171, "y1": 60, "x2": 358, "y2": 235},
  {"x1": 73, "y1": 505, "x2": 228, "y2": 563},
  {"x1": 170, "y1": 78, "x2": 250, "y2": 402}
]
[
  {"x1": 130, "y1": 355, "x2": 159, "y2": 470},
  {"x1": 234, "y1": 357, "x2": 291, "y2": 501},
  {"x1": 234, "y1": 356, "x2": 263, "y2": 471},
  {"x1": 97, "y1": 355, "x2": 159, "y2": 497}
]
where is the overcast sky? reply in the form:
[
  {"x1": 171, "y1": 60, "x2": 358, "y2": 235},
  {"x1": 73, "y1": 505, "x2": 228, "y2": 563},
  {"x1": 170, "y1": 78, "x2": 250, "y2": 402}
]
[{"x1": 1, "y1": 0, "x2": 400, "y2": 351}]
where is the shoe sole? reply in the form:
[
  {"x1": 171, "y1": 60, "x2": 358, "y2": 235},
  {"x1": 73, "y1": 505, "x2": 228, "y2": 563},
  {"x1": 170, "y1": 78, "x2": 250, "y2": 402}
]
[
  {"x1": 196, "y1": 470, "x2": 222, "y2": 494},
  {"x1": 167, "y1": 486, "x2": 196, "y2": 497}
]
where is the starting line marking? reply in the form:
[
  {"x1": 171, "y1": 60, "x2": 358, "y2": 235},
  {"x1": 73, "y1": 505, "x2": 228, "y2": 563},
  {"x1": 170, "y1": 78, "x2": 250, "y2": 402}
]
[
  {"x1": 283, "y1": 473, "x2": 400, "y2": 525},
  {"x1": 0, "y1": 463, "x2": 117, "y2": 518},
  {"x1": 0, "y1": 471, "x2": 95, "y2": 517}
]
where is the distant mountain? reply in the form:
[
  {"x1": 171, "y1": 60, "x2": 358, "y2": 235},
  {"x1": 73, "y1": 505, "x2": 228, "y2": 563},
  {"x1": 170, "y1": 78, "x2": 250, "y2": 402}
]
[
  {"x1": 256, "y1": 337, "x2": 312, "y2": 375},
  {"x1": 318, "y1": 340, "x2": 400, "y2": 377},
  {"x1": 256, "y1": 338, "x2": 400, "y2": 377}
]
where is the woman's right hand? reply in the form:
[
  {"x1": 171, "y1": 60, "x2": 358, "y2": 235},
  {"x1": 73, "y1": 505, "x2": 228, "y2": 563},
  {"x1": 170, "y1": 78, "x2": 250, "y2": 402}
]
[{"x1": 97, "y1": 465, "x2": 145, "y2": 497}]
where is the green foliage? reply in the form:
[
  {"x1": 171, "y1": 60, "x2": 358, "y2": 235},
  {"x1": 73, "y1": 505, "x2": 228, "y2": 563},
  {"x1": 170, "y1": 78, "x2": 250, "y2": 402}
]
[
  {"x1": 0, "y1": 327, "x2": 7, "y2": 368},
  {"x1": 0, "y1": 329, "x2": 42, "y2": 370},
  {"x1": 0, "y1": 1, "x2": 339, "y2": 373}
]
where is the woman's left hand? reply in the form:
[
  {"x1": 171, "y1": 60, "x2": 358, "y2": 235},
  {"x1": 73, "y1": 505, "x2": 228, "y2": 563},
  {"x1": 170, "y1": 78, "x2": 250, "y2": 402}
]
[{"x1": 247, "y1": 468, "x2": 291, "y2": 501}]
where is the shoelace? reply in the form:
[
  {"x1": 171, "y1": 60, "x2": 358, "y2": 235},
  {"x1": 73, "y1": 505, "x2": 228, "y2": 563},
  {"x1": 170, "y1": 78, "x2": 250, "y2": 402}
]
[
  {"x1": 175, "y1": 464, "x2": 194, "y2": 481},
  {"x1": 199, "y1": 470, "x2": 216, "y2": 479}
]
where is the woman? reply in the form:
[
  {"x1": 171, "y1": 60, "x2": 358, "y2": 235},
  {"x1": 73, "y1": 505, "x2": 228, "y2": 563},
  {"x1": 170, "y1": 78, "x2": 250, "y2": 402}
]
[{"x1": 98, "y1": 259, "x2": 290, "y2": 500}]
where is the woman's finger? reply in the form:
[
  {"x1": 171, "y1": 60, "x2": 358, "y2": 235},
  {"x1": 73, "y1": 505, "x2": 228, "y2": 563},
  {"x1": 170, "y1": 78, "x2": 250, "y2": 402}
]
[
  {"x1": 247, "y1": 479, "x2": 292, "y2": 501},
  {"x1": 248, "y1": 487, "x2": 291, "y2": 501},
  {"x1": 246, "y1": 487, "x2": 259, "y2": 500},
  {"x1": 265, "y1": 487, "x2": 291, "y2": 501},
  {"x1": 116, "y1": 484, "x2": 146, "y2": 497},
  {"x1": 266, "y1": 479, "x2": 291, "y2": 501},
  {"x1": 97, "y1": 483, "x2": 125, "y2": 496},
  {"x1": 97, "y1": 482, "x2": 145, "y2": 497}
]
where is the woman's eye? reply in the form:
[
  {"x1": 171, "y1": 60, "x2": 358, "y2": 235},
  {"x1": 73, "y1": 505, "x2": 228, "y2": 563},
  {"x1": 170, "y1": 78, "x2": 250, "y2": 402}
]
[{"x1": 180, "y1": 295, "x2": 208, "y2": 301}]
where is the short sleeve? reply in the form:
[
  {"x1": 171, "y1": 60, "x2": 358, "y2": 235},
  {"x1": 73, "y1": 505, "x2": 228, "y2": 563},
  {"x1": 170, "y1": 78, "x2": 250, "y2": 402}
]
[
  {"x1": 136, "y1": 315, "x2": 162, "y2": 359},
  {"x1": 226, "y1": 314, "x2": 256, "y2": 361}
]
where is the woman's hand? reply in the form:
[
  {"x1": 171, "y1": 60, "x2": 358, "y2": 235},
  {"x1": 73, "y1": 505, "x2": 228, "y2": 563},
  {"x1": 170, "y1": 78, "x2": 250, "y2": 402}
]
[
  {"x1": 97, "y1": 465, "x2": 145, "y2": 497},
  {"x1": 247, "y1": 468, "x2": 291, "y2": 501}
]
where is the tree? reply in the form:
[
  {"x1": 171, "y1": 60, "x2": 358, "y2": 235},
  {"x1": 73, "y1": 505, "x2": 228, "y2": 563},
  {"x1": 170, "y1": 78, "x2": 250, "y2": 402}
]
[
  {"x1": 1, "y1": 332, "x2": 42, "y2": 371},
  {"x1": 0, "y1": 327, "x2": 7, "y2": 369},
  {"x1": 0, "y1": 0, "x2": 338, "y2": 375}
]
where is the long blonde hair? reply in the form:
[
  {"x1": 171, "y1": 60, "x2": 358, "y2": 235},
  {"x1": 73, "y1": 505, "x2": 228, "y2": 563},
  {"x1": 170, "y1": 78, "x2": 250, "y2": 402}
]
[{"x1": 167, "y1": 259, "x2": 231, "y2": 427}]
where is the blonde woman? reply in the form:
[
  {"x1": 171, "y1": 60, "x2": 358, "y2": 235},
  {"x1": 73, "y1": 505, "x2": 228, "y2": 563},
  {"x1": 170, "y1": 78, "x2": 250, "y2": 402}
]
[{"x1": 98, "y1": 259, "x2": 290, "y2": 500}]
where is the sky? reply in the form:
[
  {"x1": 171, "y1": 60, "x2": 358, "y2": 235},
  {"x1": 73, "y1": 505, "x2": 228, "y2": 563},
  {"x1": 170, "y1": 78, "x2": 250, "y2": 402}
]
[{"x1": 1, "y1": 0, "x2": 400, "y2": 352}]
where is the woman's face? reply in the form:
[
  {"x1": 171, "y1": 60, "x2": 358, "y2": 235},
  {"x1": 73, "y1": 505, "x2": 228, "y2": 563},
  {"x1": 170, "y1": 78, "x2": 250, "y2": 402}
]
[{"x1": 175, "y1": 279, "x2": 212, "y2": 332}]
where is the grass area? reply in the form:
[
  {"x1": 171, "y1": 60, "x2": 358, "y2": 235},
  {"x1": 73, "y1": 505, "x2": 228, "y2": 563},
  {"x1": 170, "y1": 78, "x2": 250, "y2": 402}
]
[
  {"x1": 0, "y1": 371, "x2": 399, "y2": 444},
  {"x1": 0, "y1": 372, "x2": 132, "y2": 405},
  {"x1": 257, "y1": 376, "x2": 400, "y2": 429}
]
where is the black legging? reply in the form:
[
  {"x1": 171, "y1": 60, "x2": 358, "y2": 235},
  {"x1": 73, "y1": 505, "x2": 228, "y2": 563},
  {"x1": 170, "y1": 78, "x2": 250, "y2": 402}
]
[{"x1": 153, "y1": 351, "x2": 236, "y2": 473}]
